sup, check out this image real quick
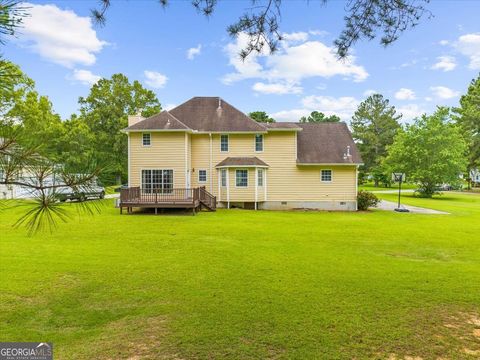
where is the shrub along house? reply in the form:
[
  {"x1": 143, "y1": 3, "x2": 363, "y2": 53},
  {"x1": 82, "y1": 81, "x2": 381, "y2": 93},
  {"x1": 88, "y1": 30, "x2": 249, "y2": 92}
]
[{"x1": 121, "y1": 97, "x2": 362, "y2": 213}]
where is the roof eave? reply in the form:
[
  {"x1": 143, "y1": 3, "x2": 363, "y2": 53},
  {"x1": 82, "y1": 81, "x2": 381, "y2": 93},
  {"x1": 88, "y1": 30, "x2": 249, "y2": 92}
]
[
  {"x1": 215, "y1": 165, "x2": 270, "y2": 169},
  {"x1": 296, "y1": 162, "x2": 363, "y2": 166},
  {"x1": 123, "y1": 129, "x2": 193, "y2": 133}
]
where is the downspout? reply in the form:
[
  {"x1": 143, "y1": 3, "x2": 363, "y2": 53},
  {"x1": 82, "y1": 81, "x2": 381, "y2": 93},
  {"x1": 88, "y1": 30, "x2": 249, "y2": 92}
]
[
  {"x1": 355, "y1": 165, "x2": 359, "y2": 211},
  {"x1": 254, "y1": 168, "x2": 258, "y2": 210},
  {"x1": 209, "y1": 133, "x2": 213, "y2": 192},
  {"x1": 127, "y1": 134, "x2": 131, "y2": 187},
  {"x1": 185, "y1": 132, "x2": 188, "y2": 188}
]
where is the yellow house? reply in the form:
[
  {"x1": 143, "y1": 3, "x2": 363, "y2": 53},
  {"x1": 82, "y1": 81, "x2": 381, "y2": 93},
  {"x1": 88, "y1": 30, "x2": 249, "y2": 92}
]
[{"x1": 123, "y1": 97, "x2": 362, "y2": 211}]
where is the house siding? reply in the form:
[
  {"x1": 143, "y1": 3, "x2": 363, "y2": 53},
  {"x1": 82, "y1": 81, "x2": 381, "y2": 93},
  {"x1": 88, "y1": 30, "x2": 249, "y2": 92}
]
[
  {"x1": 128, "y1": 131, "x2": 357, "y2": 208},
  {"x1": 129, "y1": 132, "x2": 186, "y2": 189}
]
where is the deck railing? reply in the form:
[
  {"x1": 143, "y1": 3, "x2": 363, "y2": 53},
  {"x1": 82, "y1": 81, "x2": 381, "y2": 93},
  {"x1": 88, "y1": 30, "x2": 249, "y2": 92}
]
[{"x1": 120, "y1": 187, "x2": 198, "y2": 204}]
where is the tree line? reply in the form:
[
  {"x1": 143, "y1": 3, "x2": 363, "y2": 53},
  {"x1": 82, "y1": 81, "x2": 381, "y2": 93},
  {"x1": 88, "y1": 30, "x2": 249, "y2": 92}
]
[
  {"x1": 251, "y1": 77, "x2": 480, "y2": 197},
  {"x1": 3, "y1": 57, "x2": 479, "y2": 198}
]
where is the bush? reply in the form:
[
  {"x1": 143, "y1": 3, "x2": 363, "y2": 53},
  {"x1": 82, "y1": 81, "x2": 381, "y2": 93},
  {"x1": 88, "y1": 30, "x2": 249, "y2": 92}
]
[{"x1": 357, "y1": 190, "x2": 380, "y2": 211}]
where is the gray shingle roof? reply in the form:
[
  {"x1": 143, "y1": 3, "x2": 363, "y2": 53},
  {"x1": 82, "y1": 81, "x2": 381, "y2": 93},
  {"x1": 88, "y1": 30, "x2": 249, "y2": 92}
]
[
  {"x1": 296, "y1": 122, "x2": 362, "y2": 164},
  {"x1": 216, "y1": 157, "x2": 269, "y2": 168},
  {"x1": 126, "y1": 111, "x2": 189, "y2": 131},
  {"x1": 169, "y1": 97, "x2": 267, "y2": 132}
]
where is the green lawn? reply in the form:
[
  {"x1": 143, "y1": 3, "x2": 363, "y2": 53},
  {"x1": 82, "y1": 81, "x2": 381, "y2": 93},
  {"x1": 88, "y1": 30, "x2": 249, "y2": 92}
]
[
  {"x1": 1, "y1": 195, "x2": 480, "y2": 359},
  {"x1": 359, "y1": 182, "x2": 418, "y2": 191}
]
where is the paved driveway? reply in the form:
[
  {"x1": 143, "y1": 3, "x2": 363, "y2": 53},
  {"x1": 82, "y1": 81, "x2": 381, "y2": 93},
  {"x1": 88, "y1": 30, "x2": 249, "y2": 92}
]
[{"x1": 376, "y1": 199, "x2": 449, "y2": 214}]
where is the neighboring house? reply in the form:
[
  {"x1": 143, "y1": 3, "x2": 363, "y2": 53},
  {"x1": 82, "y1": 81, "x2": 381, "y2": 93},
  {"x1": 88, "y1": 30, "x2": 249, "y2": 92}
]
[
  {"x1": 471, "y1": 168, "x2": 480, "y2": 185},
  {"x1": 124, "y1": 97, "x2": 362, "y2": 211}
]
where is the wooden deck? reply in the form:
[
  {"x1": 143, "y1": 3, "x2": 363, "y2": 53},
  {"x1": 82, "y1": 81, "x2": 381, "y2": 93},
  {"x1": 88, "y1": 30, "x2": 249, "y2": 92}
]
[{"x1": 119, "y1": 186, "x2": 216, "y2": 214}]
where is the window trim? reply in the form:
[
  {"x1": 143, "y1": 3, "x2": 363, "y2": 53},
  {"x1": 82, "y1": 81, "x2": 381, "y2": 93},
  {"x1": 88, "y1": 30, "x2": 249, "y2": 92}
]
[
  {"x1": 254, "y1": 134, "x2": 264, "y2": 152},
  {"x1": 257, "y1": 169, "x2": 264, "y2": 187},
  {"x1": 198, "y1": 169, "x2": 207, "y2": 183},
  {"x1": 221, "y1": 169, "x2": 227, "y2": 187},
  {"x1": 220, "y1": 134, "x2": 229, "y2": 152},
  {"x1": 235, "y1": 169, "x2": 248, "y2": 188},
  {"x1": 142, "y1": 133, "x2": 151, "y2": 147},
  {"x1": 320, "y1": 169, "x2": 333, "y2": 183}
]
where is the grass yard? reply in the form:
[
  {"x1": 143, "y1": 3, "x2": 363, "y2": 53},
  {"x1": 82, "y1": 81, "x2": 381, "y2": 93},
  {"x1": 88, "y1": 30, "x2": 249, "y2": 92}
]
[
  {"x1": 1, "y1": 194, "x2": 480, "y2": 359},
  {"x1": 359, "y1": 182, "x2": 418, "y2": 191}
]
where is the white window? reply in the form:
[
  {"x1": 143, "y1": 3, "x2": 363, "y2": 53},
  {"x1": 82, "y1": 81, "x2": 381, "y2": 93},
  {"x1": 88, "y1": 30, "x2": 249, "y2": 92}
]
[
  {"x1": 220, "y1": 134, "x2": 229, "y2": 152},
  {"x1": 142, "y1": 133, "x2": 151, "y2": 146},
  {"x1": 221, "y1": 169, "x2": 227, "y2": 187},
  {"x1": 236, "y1": 169, "x2": 248, "y2": 187},
  {"x1": 321, "y1": 169, "x2": 332, "y2": 182},
  {"x1": 141, "y1": 169, "x2": 173, "y2": 193},
  {"x1": 255, "y1": 134, "x2": 263, "y2": 152},
  {"x1": 257, "y1": 169, "x2": 263, "y2": 186},
  {"x1": 198, "y1": 169, "x2": 207, "y2": 183}
]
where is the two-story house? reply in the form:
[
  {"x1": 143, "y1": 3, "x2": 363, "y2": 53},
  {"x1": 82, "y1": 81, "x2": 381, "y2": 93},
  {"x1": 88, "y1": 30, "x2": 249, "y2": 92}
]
[{"x1": 123, "y1": 97, "x2": 362, "y2": 211}]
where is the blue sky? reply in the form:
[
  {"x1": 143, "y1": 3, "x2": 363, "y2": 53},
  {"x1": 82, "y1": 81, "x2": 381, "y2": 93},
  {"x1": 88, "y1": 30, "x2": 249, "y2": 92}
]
[{"x1": 4, "y1": 1, "x2": 480, "y2": 122}]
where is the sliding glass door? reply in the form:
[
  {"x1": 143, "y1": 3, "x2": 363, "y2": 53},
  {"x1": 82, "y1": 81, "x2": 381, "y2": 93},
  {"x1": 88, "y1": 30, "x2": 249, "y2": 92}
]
[{"x1": 141, "y1": 169, "x2": 173, "y2": 193}]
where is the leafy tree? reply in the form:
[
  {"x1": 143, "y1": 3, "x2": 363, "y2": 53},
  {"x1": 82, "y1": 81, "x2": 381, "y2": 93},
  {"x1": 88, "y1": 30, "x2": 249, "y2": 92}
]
[
  {"x1": 0, "y1": 1, "x2": 25, "y2": 44},
  {"x1": 453, "y1": 75, "x2": 480, "y2": 178},
  {"x1": 248, "y1": 111, "x2": 275, "y2": 123},
  {"x1": 300, "y1": 111, "x2": 340, "y2": 123},
  {"x1": 78, "y1": 74, "x2": 161, "y2": 184},
  {"x1": 91, "y1": 0, "x2": 431, "y2": 59},
  {"x1": 384, "y1": 107, "x2": 467, "y2": 198},
  {"x1": 351, "y1": 94, "x2": 401, "y2": 186}
]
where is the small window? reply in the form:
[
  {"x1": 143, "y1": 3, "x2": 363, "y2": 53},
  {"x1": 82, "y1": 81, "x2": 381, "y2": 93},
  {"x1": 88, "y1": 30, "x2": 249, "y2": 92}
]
[
  {"x1": 220, "y1": 134, "x2": 229, "y2": 152},
  {"x1": 198, "y1": 169, "x2": 207, "y2": 183},
  {"x1": 221, "y1": 169, "x2": 227, "y2": 187},
  {"x1": 142, "y1": 133, "x2": 151, "y2": 146},
  {"x1": 236, "y1": 169, "x2": 248, "y2": 187},
  {"x1": 321, "y1": 169, "x2": 332, "y2": 182},
  {"x1": 255, "y1": 134, "x2": 263, "y2": 152},
  {"x1": 257, "y1": 169, "x2": 263, "y2": 186}
]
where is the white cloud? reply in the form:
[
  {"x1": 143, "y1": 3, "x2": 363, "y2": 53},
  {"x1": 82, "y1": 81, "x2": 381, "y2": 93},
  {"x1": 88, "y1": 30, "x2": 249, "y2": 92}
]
[
  {"x1": 430, "y1": 86, "x2": 459, "y2": 99},
  {"x1": 222, "y1": 32, "x2": 368, "y2": 87},
  {"x1": 431, "y1": 56, "x2": 457, "y2": 71},
  {"x1": 301, "y1": 95, "x2": 360, "y2": 120},
  {"x1": 144, "y1": 71, "x2": 168, "y2": 88},
  {"x1": 19, "y1": 3, "x2": 106, "y2": 68},
  {"x1": 70, "y1": 69, "x2": 101, "y2": 86},
  {"x1": 282, "y1": 31, "x2": 309, "y2": 42},
  {"x1": 397, "y1": 104, "x2": 426, "y2": 121},
  {"x1": 271, "y1": 108, "x2": 311, "y2": 122},
  {"x1": 271, "y1": 95, "x2": 360, "y2": 122},
  {"x1": 439, "y1": 40, "x2": 449, "y2": 46},
  {"x1": 456, "y1": 33, "x2": 480, "y2": 69},
  {"x1": 363, "y1": 89, "x2": 377, "y2": 97},
  {"x1": 187, "y1": 44, "x2": 202, "y2": 60},
  {"x1": 308, "y1": 29, "x2": 329, "y2": 37},
  {"x1": 395, "y1": 88, "x2": 416, "y2": 100},
  {"x1": 252, "y1": 81, "x2": 302, "y2": 95}
]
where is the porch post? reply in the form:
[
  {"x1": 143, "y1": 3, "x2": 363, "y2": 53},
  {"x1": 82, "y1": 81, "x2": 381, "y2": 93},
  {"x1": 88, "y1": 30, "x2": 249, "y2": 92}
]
[
  {"x1": 226, "y1": 168, "x2": 230, "y2": 209},
  {"x1": 217, "y1": 169, "x2": 221, "y2": 202},
  {"x1": 264, "y1": 169, "x2": 268, "y2": 201},
  {"x1": 254, "y1": 167, "x2": 258, "y2": 210}
]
